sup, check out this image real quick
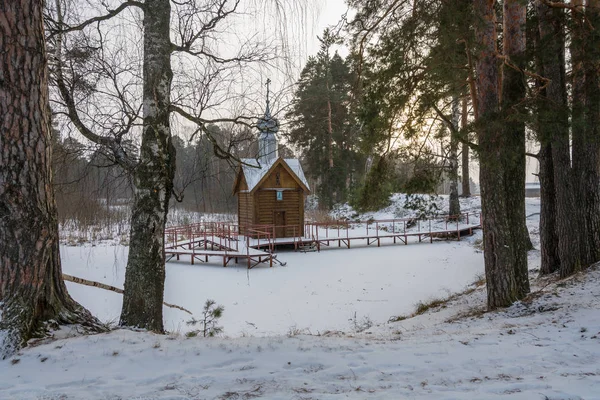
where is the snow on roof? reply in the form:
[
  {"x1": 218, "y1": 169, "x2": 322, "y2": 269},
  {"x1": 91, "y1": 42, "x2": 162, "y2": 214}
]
[{"x1": 240, "y1": 158, "x2": 309, "y2": 192}]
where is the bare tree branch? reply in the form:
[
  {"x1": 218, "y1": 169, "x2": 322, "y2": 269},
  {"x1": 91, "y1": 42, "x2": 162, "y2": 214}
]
[{"x1": 47, "y1": 1, "x2": 144, "y2": 38}]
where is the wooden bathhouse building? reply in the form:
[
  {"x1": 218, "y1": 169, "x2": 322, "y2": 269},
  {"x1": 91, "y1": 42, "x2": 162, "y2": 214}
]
[{"x1": 232, "y1": 94, "x2": 310, "y2": 238}]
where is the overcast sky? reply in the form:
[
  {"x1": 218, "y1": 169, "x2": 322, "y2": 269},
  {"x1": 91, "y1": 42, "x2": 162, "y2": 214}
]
[{"x1": 307, "y1": 0, "x2": 347, "y2": 57}]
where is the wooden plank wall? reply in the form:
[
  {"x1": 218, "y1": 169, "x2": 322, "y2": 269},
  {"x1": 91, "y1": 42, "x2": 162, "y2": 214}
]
[
  {"x1": 238, "y1": 192, "x2": 254, "y2": 234},
  {"x1": 255, "y1": 190, "x2": 302, "y2": 237},
  {"x1": 236, "y1": 174, "x2": 253, "y2": 234}
]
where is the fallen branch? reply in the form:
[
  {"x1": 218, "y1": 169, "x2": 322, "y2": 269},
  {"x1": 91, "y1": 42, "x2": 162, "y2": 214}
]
[{"x1": 62, "y1": 274, "x2": 192, "y2": 315}]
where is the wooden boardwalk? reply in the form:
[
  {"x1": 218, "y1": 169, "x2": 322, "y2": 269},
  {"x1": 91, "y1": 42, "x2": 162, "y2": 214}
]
[
  {"x1": 165, "y1": 212, "x2": 482, "y2": 269},
  {"x1": 164, "y1": 226, "x2": 275, "y2": 269}
]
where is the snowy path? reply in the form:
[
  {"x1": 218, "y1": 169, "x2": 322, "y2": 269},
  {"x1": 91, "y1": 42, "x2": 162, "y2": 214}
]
[{"x1": 2, "y1": 267, "x2": 599, "y2": 399}]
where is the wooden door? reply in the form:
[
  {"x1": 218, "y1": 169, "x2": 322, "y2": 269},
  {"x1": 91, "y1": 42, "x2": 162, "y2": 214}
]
[{"x1": 274, "y1": 211, "x2": 286, "y2": 238}]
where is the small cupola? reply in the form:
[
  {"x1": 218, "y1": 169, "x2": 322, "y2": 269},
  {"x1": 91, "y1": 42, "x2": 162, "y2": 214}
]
[{"x1": 257, "y1": 78, "x2": 279, "y2": 165}]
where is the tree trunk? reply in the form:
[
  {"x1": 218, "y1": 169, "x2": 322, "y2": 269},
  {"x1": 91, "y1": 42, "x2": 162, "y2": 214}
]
[
  {"x1": 538, "y1": 143, "x2": 560, "y2": 274},
  {"x1": 0, "y1": 0, "x2": 102, "y2": 358},
  {"x1": 327, "y1": 81, "x2": 334, "y2": 170},
  {"x1": 119, "y1": 0, "x2": 176, "y2": 331},
  {"x1": 449, "y1": 95, "x2": 461, "y2": 216},
  {"x1": 570, "y1": 0, "x2": 593, "y2": 267},
  {"x1": 536, "y1": 0, "x2": 582, "y2": 278},
  {"x1": 581, "y1": 0, "x2": 600, "y2": 263},
  {"x1": 474, "y1": 0, "x2": 519, "y2": 309},
  {"x1": 461, "y1": 96, "x2": 471, "y2": 197},
  {"x1": 534, "y1": 14, "x2": 560, "y2": 276},
  {"x1": 501, "y1": 0, "x2": 530, "y2": 297}
]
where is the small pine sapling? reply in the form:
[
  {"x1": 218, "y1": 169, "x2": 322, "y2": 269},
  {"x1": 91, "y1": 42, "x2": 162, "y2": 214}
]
[{"x1": 186, "y1": 300, "x2": 224, "y2": 337}]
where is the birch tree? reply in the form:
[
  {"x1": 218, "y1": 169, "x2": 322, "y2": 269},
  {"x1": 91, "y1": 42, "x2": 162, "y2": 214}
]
[
  {"x1": 0, "y1": 0, "x2": 103, "y2": 357},
  {"x1": 47, "y1": 0, "x2": 278, "y2": 331}
]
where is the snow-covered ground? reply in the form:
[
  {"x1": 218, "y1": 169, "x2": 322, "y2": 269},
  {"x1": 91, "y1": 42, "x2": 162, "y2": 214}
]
[
  {"x1": 3, "y1": 263, "x2": 599, "y2": 399},
  {"x1": 4, "y1": 195, "x2": 599, "y2": 399},
  {"x1": 61, "y1": 239, "x2": 485, "y2": 336}
]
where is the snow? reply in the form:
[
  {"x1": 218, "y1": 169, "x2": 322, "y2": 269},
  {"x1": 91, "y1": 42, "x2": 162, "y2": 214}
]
[
  {"x1": 3, "y1": 196, "x2": 599, "y2": 399},
  {"x1": 60, "y1": 240, "x2": 484, "y2": 336},
  {"x1": 330, "y1": 193, "x2": 483, "y2": 222},
  {"x1": 240, "y1": 157, "x2": 309, "y2": 192},
  {"x1": 2, "y1": 265, "x2": 599, "y2": 399}
]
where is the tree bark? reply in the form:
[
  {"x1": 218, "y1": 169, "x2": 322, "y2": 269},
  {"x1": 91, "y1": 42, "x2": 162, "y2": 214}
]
[
  {"x1": 0, "y1": 0, "x2": 102, "y2": 358},
  {"x1": 533, "y1": 12, "x2": 560, "y2": 275},
  {"x1": 538, "y1": 143, "x2": 560, "y2": 274},
  {"x1": 449, "y1": 95, "x2": 461, "y2": 216},
  {"x1": 461, "y1": 96, "x2": 471, "y2": 197},
  {"x1": 474, "y1": 0, "x2": 520, "y2": 309},
  {"x1": 536, "y1": 0, "x2": 582, "y2": 278},
  {"x1": 581, "y1": 0, "x2": 600, "y2": 263},
  {"x1": 570, "y1": 0, "x2": 593, "y2": 267},
  {"x1": 501, "y1": 0, "x2": 530, "y2": 297},
  {"x1": 119, "y1": 0, "x2": 176, "y2": 331}
]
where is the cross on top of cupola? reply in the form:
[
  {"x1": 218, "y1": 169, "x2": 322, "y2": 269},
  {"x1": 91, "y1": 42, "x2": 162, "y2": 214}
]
[{"x1": 257, "y1": 78, "x2": 279, "y2": 164}]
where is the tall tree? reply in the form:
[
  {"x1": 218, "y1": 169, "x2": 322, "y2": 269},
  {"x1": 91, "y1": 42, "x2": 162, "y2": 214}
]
[
  {"x1": 577, "y1": 0, "x2": 600, "y2": 264},
  {"x1": 461, "y1": 96, "x2": 472, "y2": 197},
  {"x1": 536, "y1": 0, "x2": 583, "y2": 278},
  {"x1": 0, "y1": 0, "x2": 103, "y2": 357},
  {"x1": 532, "y1": 2, "x2": 560, "y2": 275},
  {"x1": 448, "y1": 95, "x2": 461, "y2": 216},
  {"x1": 473, "y1": 0, "x2": 521, "y2": 308},
  {"x1": 286, "y1": 33, "x2": 361, "y2": 209},
  {"x1": 501, "y1": 0, "x2": 530, "y2": 298},
  {"x1": 570, "y1": 0, "x2": 591, "y2": 266}
]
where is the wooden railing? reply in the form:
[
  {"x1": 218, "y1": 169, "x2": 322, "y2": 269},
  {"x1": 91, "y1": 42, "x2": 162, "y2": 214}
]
[
  {"x1": 165, "y1": 211, "x2": 482, "y2": 255},
  {"x1": 165, "y1": 222, "x2": 241, "y2": 252},
  {"x1": 304, "y1": 211, "x2": 482, "y2": 244}
]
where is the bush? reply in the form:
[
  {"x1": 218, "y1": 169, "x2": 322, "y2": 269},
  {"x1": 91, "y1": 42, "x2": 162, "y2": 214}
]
[
  {"x1": 352, "y1": 156, "x2": 396, "y2": 212},
  {"x1": 400, "y1": 194, "x2": 441, "y2": 220}
]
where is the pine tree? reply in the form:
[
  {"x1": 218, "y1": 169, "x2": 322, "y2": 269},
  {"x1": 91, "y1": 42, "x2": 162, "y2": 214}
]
[
  {"x1": 536, "y1": 0, "x2": 583, "y2": 278},
  {"x1": 286, "y1": 31, "x2": 361, "y2": 209},
  {"x1": 0, "y1": 0, "x2": 103, "y2": 357},
  {"x1": 473, "y1": 0, "x2": 522, "y2": 308}
]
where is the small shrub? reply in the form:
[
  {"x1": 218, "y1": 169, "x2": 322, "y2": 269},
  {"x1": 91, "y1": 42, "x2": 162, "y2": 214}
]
[
  {"x1": 401, "y1": 194, "x2": 441, "y2": 220},
  {"x1": 187, "y1": 299, "x2": 225, "y2": 337},
  {"x1": 287, "y1": 325, "x2": 305, "y2": 337},
  {"x1": 349, "y1": 312, "x2": 373, "y2": 333}
]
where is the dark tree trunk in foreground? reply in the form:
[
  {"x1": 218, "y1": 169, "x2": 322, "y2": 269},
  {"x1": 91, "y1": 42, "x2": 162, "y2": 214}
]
[
  {"x1": 474, "y1": 0, "x2": 520, "y2": 309},
  {"x1": 581, "y1": 0, "x2": 600, "y2": 263},
  {"x1": 0, "y1": 0, "x2": 102, "y2": 357},
  {"x1": 501, "y1": 0, "x2": 530, "y2": 297},
  {"x1": 537, "y1": 1, "x2": 583, "y2": 278},
  {"x1": 461, "y1": 96, "x2": 471, "y2": 197},
  {"x1": 534, "y1": 7, "x2": 560, "y2": 275},
  {"x1": 570, "y1": 0, "x2": 592, "y2": 266},
  {"x1": 120, "y1": 0, "x2": 176, "y2": 331}
]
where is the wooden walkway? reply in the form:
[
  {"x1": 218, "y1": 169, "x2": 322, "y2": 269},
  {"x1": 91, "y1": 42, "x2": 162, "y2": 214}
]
[
  {"x1": 164, "y1": 212, "x2": 482, "y2": 269},
  {"x1": 164, "y1": 226, "x2": 275, "y2": 269}
]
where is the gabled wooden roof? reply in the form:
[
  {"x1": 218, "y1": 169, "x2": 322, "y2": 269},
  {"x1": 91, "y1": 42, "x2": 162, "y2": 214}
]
[{"x1": 232, "y1": 157, "x2": 310, "y2": 195}]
